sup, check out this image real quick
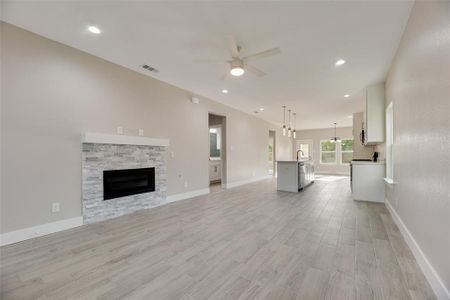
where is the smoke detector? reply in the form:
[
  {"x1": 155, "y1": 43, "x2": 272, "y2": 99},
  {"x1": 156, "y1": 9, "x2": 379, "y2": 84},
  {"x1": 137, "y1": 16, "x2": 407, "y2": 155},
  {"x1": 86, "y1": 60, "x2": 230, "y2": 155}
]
[{"x1": 191, "y1": 97, "x2": 200, "y2": 104}]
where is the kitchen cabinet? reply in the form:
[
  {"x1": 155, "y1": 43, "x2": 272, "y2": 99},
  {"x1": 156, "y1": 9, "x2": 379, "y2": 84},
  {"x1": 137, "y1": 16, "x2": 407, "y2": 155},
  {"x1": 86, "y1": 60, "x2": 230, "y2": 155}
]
[
  {"x1": 276, "y1": 161, "x2": 314, "y2": 192},
  {"x1": 351, "y1": 161, "x2": 385, "y2": 202},
  {"x1": 365, "y1": 83, "x2": 385, "y2": 145},
  {"x1": 209, "y1": 160, "x2": 221, "y2": 182}
]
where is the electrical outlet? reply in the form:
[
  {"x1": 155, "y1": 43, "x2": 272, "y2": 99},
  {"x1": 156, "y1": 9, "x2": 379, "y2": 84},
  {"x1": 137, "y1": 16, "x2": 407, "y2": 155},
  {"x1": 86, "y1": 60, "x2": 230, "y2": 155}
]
[
  {"x1": 184, "y1": 180, "x2": 188, "y2": 188},
  {"x1": 51, "y1": 202, "x2": 60, "y2": 213},
  {"x1": 117, "y1": 126, "x2": 123, "y2": 135},
  {"x1": 170, "y1": 151, "x2": 175, "y2": 158},
  {"x1": 138, "y1": 129, "x2": 144, "y2": 136}
]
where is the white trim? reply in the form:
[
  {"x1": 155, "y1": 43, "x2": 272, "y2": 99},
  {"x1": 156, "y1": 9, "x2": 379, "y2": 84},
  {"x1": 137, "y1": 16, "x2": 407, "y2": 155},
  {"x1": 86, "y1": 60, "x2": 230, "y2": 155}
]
[
  {"x1": 385, "y1": 200, "x2": 449, "y2": 300},
  {"x1": 0, "y1": 217, "x2": 83, "y2": 246},
  {"x1": 383, "y1": 177, "x2": 395, "y2": 185},
  {"x1": 165, "y1": 188, "x2": 210, "y2": 204},
  {"x1": 82, "y1": 132, "x2": 169, "y2": 147},
  {"x1": 315, "y1": 172, "x2": 349, "y2": 176},
  {"x1": 224, "y1": 175, "x2": 272, "y2": 189}
]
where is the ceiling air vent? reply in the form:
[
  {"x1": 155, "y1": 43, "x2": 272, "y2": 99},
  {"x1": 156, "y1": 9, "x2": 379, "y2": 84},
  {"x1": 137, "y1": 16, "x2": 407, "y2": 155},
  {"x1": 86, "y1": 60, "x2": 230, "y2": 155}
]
[{"x1": 141, "y1": 65, "x2": 159, "y2": 73}]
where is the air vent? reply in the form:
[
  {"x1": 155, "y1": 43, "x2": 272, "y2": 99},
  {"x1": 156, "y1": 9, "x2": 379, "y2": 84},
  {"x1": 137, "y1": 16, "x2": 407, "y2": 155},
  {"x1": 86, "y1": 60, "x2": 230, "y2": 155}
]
[{"x1": 141, "y1": 65, "x2": 159, "y2": 73}]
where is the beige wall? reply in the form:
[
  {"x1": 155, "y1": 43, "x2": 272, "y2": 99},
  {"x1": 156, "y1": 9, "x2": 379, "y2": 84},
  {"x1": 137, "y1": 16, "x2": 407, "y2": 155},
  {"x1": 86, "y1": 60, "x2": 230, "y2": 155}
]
[
  {"x1": 0, "y1": 22, "x2": 292, "y2": 233},
  {"x1": 294, "y1": 127, "x2": 353, "y2": 175},
  {"x1": 384, "y1": 0, "x2": 450, "y2": 295}
]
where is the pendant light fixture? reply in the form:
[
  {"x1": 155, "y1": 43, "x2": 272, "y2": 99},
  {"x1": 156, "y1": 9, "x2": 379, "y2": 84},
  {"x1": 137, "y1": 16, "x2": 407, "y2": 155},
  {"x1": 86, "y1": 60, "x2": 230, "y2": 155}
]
[
  {"x1": 287, "y1": 109, "x2": 292, "y2": 137},
  {"x1": 282, "y1": 106, "x2": 287, "y2": 136},
  {"x1": 330, "y1": 122, "x2": 341, "y2": 143},
  {"x1": 293, "y1": 112, "x2": 297, "y2": 139}
]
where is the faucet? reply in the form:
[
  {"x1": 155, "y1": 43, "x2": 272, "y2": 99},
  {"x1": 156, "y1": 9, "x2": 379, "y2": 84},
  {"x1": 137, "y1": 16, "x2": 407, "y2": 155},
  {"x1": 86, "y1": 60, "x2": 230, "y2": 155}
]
[{"x1": 296, "y1": 150, "x2": 304, "y2": 161}]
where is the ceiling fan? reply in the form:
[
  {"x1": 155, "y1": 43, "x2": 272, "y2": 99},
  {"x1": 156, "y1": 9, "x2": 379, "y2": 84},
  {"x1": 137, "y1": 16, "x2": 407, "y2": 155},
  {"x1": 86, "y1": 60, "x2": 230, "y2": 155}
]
[{"x1": 194, "y1": 36, "x2": 281, "y2": 79}]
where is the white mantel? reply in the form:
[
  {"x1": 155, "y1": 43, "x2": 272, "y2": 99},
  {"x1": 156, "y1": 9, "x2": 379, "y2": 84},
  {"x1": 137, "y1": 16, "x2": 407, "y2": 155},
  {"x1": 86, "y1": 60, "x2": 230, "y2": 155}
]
[{"x1": 82, "y1": 132, "x2": 170, "y2": 147}]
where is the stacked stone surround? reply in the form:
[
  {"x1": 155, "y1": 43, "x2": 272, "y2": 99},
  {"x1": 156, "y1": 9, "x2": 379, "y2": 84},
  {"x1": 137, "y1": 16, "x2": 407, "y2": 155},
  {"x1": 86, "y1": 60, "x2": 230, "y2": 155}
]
[{"x1": 82, "y1": 143, "x2": 167, "y2": 224}]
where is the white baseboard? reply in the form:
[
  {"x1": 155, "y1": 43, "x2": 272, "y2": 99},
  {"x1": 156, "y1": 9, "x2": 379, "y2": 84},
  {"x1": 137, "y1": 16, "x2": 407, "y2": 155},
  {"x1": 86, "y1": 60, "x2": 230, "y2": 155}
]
[
  {"x1": 385, "y1": 200, "x2": 450, "y2": 300},
  {"x1": 165, "y1": 188, "x2": 210, "y2": 204},
  {"x1": 316, "y1": 172, "x2": 349, "y2": 176},
  {"x1": 0, "y1": 189, "x2": 210, "y2": 247},
  {"x1": 0, "y1": 216, "x2": 83, "y2": 247},
  {"x1": 224, "y1": 175, "x2": 272, "y2": 189}
]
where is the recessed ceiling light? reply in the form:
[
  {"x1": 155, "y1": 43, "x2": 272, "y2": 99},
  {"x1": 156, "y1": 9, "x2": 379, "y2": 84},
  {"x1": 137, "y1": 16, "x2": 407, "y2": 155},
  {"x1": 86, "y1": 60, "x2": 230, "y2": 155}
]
[
  {"x1": 87, "y1": 26, "x2": 101, "y2": 34},
  {"x1": 335, "y1": 59, "x2": 346, "y2": 66},
  {"x1": 344, "y1": 94, "x2": 351, "y2": 98},
  {"x1": 222, "y1": 89, "x2": 228, "y2": 94},
  {"x1": 259, "y1": 108, "x2": 264, "y2": 111}
]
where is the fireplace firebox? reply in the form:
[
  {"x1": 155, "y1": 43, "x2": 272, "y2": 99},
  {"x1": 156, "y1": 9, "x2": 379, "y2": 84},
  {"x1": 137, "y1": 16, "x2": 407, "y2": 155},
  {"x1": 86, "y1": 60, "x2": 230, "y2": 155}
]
[{"x1": 103, "y1": 167, "x2": 155, "y2": 200}]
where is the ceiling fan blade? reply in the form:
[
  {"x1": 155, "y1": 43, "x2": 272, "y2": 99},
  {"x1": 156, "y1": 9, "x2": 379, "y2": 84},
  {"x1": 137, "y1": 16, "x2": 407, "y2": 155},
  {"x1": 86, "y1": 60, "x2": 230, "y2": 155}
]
[
  {"x1": 245, "y1": 64, "x2": 266, "y2": 77},
  {"x1": 242, "y1": 48, "x2": 281, "y2": 62},
  {"x1": 220, "y1": 72, "x2": 229, "y2": 80},
  {"x1": 192, "y1": 59, "x2": 223, "y2": 64},
  {"x1": 227, "y1": 36, "x2": 240, "y2": 58}
]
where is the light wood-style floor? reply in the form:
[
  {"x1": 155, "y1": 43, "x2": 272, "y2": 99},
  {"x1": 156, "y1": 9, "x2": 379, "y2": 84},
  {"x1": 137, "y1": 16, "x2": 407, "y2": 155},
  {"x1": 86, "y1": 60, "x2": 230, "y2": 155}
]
[{"x1": 0, "y1": 176, "x2": 436, "y2": 300}]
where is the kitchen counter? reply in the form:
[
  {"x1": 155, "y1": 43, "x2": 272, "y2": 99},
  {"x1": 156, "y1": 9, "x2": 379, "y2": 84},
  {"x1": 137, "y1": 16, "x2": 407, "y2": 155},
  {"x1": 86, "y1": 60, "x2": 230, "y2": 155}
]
[
  {"x1": 277, "y1": 160, "x2": 314, "y2": 192},
  {"x1": 351, "y1": 161, "x2": 385, "y2": 165},
  {"x1": 351, "y1": 162, "x2": 385, "y2": 202}
]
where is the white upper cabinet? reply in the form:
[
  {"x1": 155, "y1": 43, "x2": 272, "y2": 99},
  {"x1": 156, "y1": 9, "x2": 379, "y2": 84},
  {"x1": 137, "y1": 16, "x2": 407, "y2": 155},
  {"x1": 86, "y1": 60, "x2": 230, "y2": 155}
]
[{"x1": 365, "y1": 83, "x2": 385, "y2": 145}]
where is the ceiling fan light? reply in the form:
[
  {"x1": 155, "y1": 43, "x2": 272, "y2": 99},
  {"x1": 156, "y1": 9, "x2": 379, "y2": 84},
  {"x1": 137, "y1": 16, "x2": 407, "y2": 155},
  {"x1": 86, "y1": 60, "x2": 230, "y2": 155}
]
[{"x1": 230, "y1": 67, "x2": 245, "y2": 76}]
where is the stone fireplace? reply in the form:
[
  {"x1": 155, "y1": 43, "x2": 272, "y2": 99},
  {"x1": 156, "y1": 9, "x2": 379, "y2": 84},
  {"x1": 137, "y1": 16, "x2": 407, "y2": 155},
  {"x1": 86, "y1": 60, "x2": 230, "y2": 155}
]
[{"x1": 81, "y1": 133, "x2": 169, "y2": 224}]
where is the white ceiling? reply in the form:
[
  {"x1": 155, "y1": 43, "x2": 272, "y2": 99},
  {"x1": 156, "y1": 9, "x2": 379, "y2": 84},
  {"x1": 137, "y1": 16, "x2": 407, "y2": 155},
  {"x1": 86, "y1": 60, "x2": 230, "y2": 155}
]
[{"x1": 2, "y1": 1, "x2": 413, "y2": 129}]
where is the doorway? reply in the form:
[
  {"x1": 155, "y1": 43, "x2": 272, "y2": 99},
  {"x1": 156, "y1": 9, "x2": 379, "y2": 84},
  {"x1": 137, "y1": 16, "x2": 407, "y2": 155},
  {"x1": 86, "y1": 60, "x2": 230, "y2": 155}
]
[
  {"x1": 269, "y1": 130, "x2": 276, "y2": 176},
  {"x1": 208, "y1": 113, "x2": 227, "y2": 189},
  {"x1": 295, "y1": 140, "x2": 313, "y2": 160}
]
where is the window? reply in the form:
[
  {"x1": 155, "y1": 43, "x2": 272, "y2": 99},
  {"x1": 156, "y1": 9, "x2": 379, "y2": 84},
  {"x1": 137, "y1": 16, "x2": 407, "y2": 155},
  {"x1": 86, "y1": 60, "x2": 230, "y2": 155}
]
[
  {"x1": 320, "y1": 140, "x2": 336, "y2": 164},
  {"x1": 296, "y1": 140, "x2": 312, "y2": 160},
  {"x1": 340, "y1": 139, "x2": 354, "y2": 164},
  {"x1": 386, "y1": 103, "x2": 394, "y2": 179}
]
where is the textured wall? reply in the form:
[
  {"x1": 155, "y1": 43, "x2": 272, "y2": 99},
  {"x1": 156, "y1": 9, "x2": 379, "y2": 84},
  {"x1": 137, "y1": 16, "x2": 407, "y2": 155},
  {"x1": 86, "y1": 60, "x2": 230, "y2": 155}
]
[
  {"x1": 1, "y1": 22, "x2": 293, "y2": 233},
  {"x1": 82, "y1": 144, "x2": 166, "y2": 224},
  {"x1": 385, "y1": 0, "x2": 450, "y2": 294}
]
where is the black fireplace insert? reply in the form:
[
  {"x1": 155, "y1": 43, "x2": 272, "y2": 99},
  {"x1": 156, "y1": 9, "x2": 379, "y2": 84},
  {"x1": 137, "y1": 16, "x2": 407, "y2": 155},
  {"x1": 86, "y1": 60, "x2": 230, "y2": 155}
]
[{"x1": 103, "y1": 167, "x2": 155, "y2": 200}]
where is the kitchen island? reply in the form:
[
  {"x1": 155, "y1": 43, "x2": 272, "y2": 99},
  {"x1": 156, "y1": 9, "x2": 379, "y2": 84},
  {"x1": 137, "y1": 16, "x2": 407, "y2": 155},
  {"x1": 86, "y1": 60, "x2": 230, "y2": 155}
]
[
  {"x1": 351, "y1": 160, "x2": 385, "y2": 202},
  {"x1": 277, "y1": 160, "x2": 314, "y2": 192}
]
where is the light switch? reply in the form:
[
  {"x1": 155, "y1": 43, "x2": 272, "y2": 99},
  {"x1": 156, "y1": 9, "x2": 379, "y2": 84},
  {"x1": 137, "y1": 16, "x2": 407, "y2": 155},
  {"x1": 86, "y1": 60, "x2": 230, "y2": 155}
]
[
  {"x1": 138, "y1": 129, "x2": 144, "y2": 136},
  {"x1": 117, "y1": 126, "x2": 123, "y2": 135},
  {"x1": 170, "y1": 151, "x2": 175, "y2": 158}
]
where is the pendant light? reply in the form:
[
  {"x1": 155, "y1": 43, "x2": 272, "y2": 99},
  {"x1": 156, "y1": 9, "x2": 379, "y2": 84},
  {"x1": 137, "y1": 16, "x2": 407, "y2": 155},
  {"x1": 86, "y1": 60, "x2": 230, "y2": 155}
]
[
  {"x1": 287, "y1": 109, "x2": 292, "y2": 137},
  {"x1": 330, "y1": 122, "x2": 341, "y2": 143},
  {"x1": 282, "y1": 106, "x2": 287, "y2": 136},
  {"x1": 293, "y1": 112, "x2": 297, "y2": 139}
]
